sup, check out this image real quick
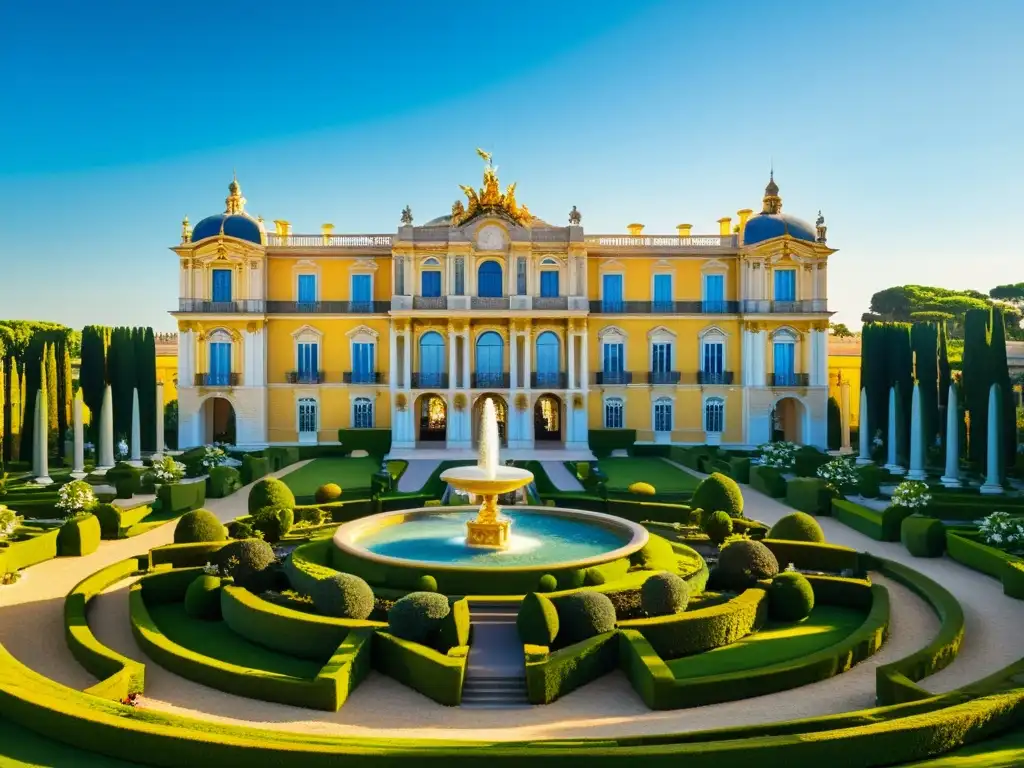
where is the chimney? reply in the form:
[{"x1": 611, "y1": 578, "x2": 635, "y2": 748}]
[
  {"x1": 717, "y1": 217, "x2": 732, "y2": 236},
  {"x1": 627, "y1": 223, "x2": 644, "y2": 237},
  {"x1": 737, "y1": 209, "x2": 753, "y2": 233},
  {"x1": 676, "y1": 224, "x2": 692, "y2": 239}
]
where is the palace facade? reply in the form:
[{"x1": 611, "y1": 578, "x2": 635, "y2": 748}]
[{"x1": 171, "y1": 155, "x2": 836, "y2": 456}]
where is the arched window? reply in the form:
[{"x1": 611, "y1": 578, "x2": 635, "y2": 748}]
[
  {"x1": 419, "y1": 331, "x2": 446, "y2": 388},
  {"x1": 298, "y1": 397, "x2": 318, "y2": 440},
  {"x1": 478, "y1": 261, "x2": 503, "y2": 298},
  {"x1": 700, "y1": 328, "x2": 726, "y2": 383},
  {"x1": 653, "y1": 397, "x2": 673, "y2": 433},
  {"x1": 475, "y1": 331, "x2": 504, "y2": 387},
  {"x1": 704, "y1": 397, "x2": 725, "y2": 434},
  {"x1": 421, "y1": 260, "x2": 442, "y2": 297},
  {"x1": 535, "y1": 332, "x2": 561, "y2": 387},
  {"x1": 207, "y1": 329, "x2": 233, "y2": 386},
  {"x1": 649, "y1": 327, "x2": 677, "y2": 384},
  {"x1": 605, "y1": 397, "x2": 624, "y2": 429},
  {"x1": 599, "y1": 327, "x2": 627, "y2": 384},
  {"x1": 292, "y1": 326, "x2": 322, "y2": 385},
  {"x1": 540, "y1": 258, "x2": 560, "y2": 298},
  {"x1": 353, "y1": 397, "x2": 374, "y2": 429}
]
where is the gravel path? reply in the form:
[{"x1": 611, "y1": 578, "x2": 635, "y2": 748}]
[
  {"x1": 396, "y1": 460, "x2": 441, "y2": 492},
  {"x1": 540, "y1": 461, "x2": 584, "y2": 492}
]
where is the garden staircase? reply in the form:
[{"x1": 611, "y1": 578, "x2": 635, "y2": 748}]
[{"x1": 461, "y1": 600, "x2": 530, "y2": 708}]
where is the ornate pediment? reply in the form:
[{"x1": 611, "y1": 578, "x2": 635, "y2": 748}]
[{"x1": 452, "y1": 149, "x2": 532, "y2": 227}]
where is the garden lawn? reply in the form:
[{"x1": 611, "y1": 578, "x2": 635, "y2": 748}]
[
  {"x1": 598, "y1": 458, "x2": 701, "y2": 494},
  {"x1": 902, "y1": 726, "x2": 1024, "y2": 766},
  {"x1": 280, "y1": 457, "x2": 380, "y2": 502},
  {"x1": 147, "y1": 603, "x2": 327, "y2": 677},
  {"x1": 0, "y1": 716, "x2": 144, "y2": 766},
  {"x1": 664, "y1": 604, "x2": 868, "y2": 678}
]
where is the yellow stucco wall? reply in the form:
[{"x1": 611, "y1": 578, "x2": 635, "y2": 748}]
[
  {"x1": 156, "y1": 355, "x2": 178, "y2": 404},
  {"x1": 266, "y1": 256, "x2": 392, "y2": 302},
  {"x1": 828, "y1": 338, "x2": 861, "y2": 427}
]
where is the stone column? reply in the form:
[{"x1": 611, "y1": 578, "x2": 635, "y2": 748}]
[
  {"x1": 523, "y1": 330, "x2": 532, "y2": 390},
  {"x1": 940, "y1": 382, "x2": 961, "y2": 487},
  {"x1": 580, "y1": 327, "x2": 589, "y2": 391},
  {"x1": 129, "y1": 388, "x2": 142, "y2": 466},
  {"x1": 154, "y1": 383, "x2": 165, "y2": 459},
  {"x1": 402, "y1": 328, "x2": 412, "y2": 390},
  {"x1": 509, "y1": 327, "x2": 519, "y2": 389},
  {"x1": 462, "y1": 330, "x2": 470, "y2": 389},
  {"x1": 97, "y1": 384, "x2": 115, "y2": 472},
  {"x1": 568, "y1": 332, "x2": 576, "y2": 390},
  {"x1": 907, "y1": 382, "x2": 926, "y2": 480},
  {"x1": 857, "y1": 387, "x2": 872, "y2": 464},
  {"x1": 884, "y1": 386, "x2": 904, "y2": 474},
  {"x1": 447, "y1": 326, "x2": 457, "y2": 389},
  {"x1": 389, "y1": 326, "x2": 398, "y2": 393},
  {"x1": 71, "y1": 391, "x2": 86, "y2": 479},
  {"x1": 981, "y1": 383, "x2": 1004, "y2": 494},
  {"x1": 33, "y1": 389, "x2": 52, "y2": 485},
  {"x1": 840, "y1": 379, "x2": 852, "y2": 452}
]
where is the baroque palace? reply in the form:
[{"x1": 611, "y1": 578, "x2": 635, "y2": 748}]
[{"x1": 171, "y1": 152, "x2": 836, "y2": 457}]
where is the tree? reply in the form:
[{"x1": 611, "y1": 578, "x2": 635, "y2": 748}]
[
  {"x1": 989, "y1": 309, "x2": 1016, "y2": 474},
  {"x1": 989, "y1": 283, "x2": 1024, "y2": 307},
  {"x1": 962, "y1": 309, "x2": 991, "y2": 465},
  {"x1": 938, "y1": 320, "x2": 951, "y2": 447},
  {"x1": 79, "y1": 325, "x2": 109, "y2": 441},
  {"x1": 45, "y1": 342, "x2": 58, "y2": 440},
  {"x1": 135, "y1": 328, "x2": 157, "y2": 451},
  {"x1": 866, "y1": 284, "x2": 1018, "y2": 339},
  {"x1": 911, "y1": 322, "x2": 940, "y2": 449},
  {"x1": 829, "y1": 322, "x2": 855, "y2": 338}
]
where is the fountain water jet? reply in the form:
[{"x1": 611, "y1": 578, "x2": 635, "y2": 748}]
[{"x1": 440, "y1": 398, "x2": 533, "y2": 549}]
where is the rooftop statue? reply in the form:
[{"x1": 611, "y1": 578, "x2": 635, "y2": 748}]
[
  {"x1": 569, "y1": 205, "x2": 582, "y2": 225},
  {"x1": 454, "y1": 149, "x2": 532, "y2": 226}
]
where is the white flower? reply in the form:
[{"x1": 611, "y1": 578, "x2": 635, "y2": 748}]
[
  {"x1": 202, "y1": 562, "x2": 220, "y2": 576},
  {"x1": 0, "y1": 505, "x2": 22, "y2": 541},
  {"x1": 785, "y1": 562, "x2": 796, "y2": 572},
  {"x1": 116, "y1": 439, "x2": 129, "y2": 458},
  {"x1": 977, "y1": 511, "x2": 1024, "y2": 552},
  {"x1": 56, "y1": 480, "x2": 97, "y2": 518},
  {"x1": 817, "y1": 457, "x2": 859, "y2": 491},
  {"x1": 890, "y1": 480, "x2": 931, "y2": 510},
  {"x1": 152, "y1": 456, "x2": 186, "y2": 483},
  {"x1": 200, "y1": 445, "x2": 228, "y2": 469},
  {"x1": 758, "y1": 441, "x2": 798, "y2": 470}
]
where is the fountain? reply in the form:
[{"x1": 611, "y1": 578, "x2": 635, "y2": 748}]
[{"x1": 439, "y1": 398, "x2": 533, "y2": 549}]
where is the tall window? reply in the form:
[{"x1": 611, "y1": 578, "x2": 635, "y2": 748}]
[
  {"x1": 773, "y1": 335, "x2": 796, "y2": 385},
  {"x1": 702, "y1": 339, "x2": 724, "y2": 374},
  {"x1": 478, "y1": 261, "x2": 503, "y2": 298},
  {"x1": 654, "y1": 398, "x2": 673, "y2": 433},
  {"x1": 602, "y1": 342, "x2": 625, "y2": 384},
  {"x1": 652, "y1": 343, "x2": 672, "y2": 373},
  {"x1": 653, "y1": 274, "x2": 673, "y2": 312},
  {"x1": 703, "y1": 273, "x2": 725, "y2": 312},
  {"x1": 475, "y1": 331, "x2": 504, "y2": 387},
  {"x1": 540, "y1": 270, "x2": 559, "y2": 298},
  {"x1": 604, "y1": 398, "x2": 624, "y2": 429},
  {"x1": 421, "y1": 270, "x2": 441, "y2": 297},
  {"x1": 535, "y1": 332, "x2": 561, "y2": 387},
  {"x1": 297, "y1": 274, "x2": 317, "y2": 305},
  {"x1": 212, "y1": 269, "x2": 232, "y2": 303},
  {"x1": 208, "y1": 338, "x2": 232, "y2": 386},
  {"x1": 298, "y1": 398, "x2": 318, "y2": 436},
  {"x1": 516, "y1": 257, "x2": 527, "y2": 295},
  {"x1": 454, "y1": 257, "x2": 465, "y2": 296},
  {"x1": 297, "y1": 341, "x2": 319, "y2": 383},
  {"x1": 351, "y1": 274, "x2": 372, "y2": 310},
  {"x1": 704, "y1": 397, "x2": 725, "y2": 434},
  {"x1": 395, "y1": 256, "x2": 406, "y2": 295},
  {"x1": 602, "y1": 273, "x2": 623, "y2": 311},
  {"x1": 418, "y1": 331, "x2": 445, "y2": 388},
  {"x1": 353, "y1": 397, "x2": 374, "y2": 429},
  {"x1": 352, "y1": 342, "x2": 374, "y2": 384},
  {"x1": 774, "y1": 269, "x2": 796, "y2": 302}
]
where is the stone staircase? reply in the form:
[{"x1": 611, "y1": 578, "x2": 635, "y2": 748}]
[{"x1": 461, "y1": 600, "x2": 529, "y2": 709}]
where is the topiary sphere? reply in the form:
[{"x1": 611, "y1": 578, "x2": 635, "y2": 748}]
[
  {"x1": 557, "y1": 590, "x2": 617, "y2": 645},
  {"x1": 769, "y1": 571, "x2": 815, "y2": 621},
  {"x1": 315, "y1": 483, "x2": 343, "y2": 504},
  {"x1": 629, "y1": 534, "x2": 677, "y2": 571},
  {"x1": 703, "y1": 510, "x2": 734, "y2": 546},
  {"x1": 216, "y1": 539, "x2": 277, "y2": 592},
  {"x1": 247, "y1": 477, "x2": 296, "y2": 516},
  {"x1": 716, "y1": 539, "x2": 780, "y2": 589},
  {"x1": 537, "y1": 573, "x2": 558, "y2": 592},
  {"x1": 691, "y1": 472, "x2": 744, "y2": 518},
  {"x1": 769, "y1": 512, "x2": 826, "y2": 543},
  {"x1": 184, "y1": 575, "x2": 223, "y2": 620},
  {"x1": 517, "y1": 592, "x2": 559, "y2": 646},
  {"x1": 641, "y1": 571, "x2": 690, "y2": 616},
  {"x1": 313, "y1": 573, "x2": 374, "y2": 620},
  {"x1": 174, "y1": 509, "x2": 226, "y2": 544},
  {"x1": 584, "y1": 568, "x2": 607, "y2": 586},
  {"x1": 628, "y1": 481, "x2": 656, "y2": 495},
  {"x1": 251, "y1": 506, "x2": 294, "y2": 543},
  {"x1": 388, "y1": 592, "x2": 451, "y2": 644},
  {"x1": 415, "y1": 574, "x2": 438, "y2": 592}
]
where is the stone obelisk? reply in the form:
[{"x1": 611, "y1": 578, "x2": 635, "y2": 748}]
[
  {"x1": 940, "y1": 383, "x2": 961, "y2": 488},
  {"x1": 154, "y1": 382, "x2": 165, "y2": 459},
  {"x1": 884, "y1": 386, "x2": 904, "y2": 474},
  {"x1": 33, "y1": 388, "x2": 52, "y2": 486},
  {"x1": 71, "y1": 391, "x2": 86, "y2": 479},
  {"x1": 980, "y1": 383, "x2": 1004, "y2": 495},
  {"x1": 856, "y1": 387, "x2": 871, "y2": 465},
  {"x1": 129, "y1": 388, "x2": 142, "y2": 466},
  {"x1": 97, "y1": 384, "x2": 115, "y2": 473},
  {"x1": 907, "y1": 382, "x2": 926, "y2": 481}
]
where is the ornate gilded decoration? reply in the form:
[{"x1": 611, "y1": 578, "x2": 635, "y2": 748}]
[
  {"x1": 245, "y1": 321, "x2": 265, "y2": 333},
  {"x1": 395, "y1": 393, "x2": 408, "y2": 411},
  {"x1": 572, "y1": 394, "x2": 584, "y2": 410},
  {"x1": 400, "y1": 206, "x2": 413, "y2": 226},
  {"x1": 177, "y1": 320, "x2": 195, "y2": 333},
  {"x1": 569, "y1": 205, "x2": 582, "y2": 225},
  {"x1": 225, "y1": 174, "x2": 246, "y2": 214},
  {"x1": 514, "y1": 393, "x2": 529, "y2": 412},
  {"x1": 181, "y1": 216, "x2": 191, "y2": 244},
  {"x1": 451, "y1": 200, "x2": 465, "y2": 221},
  {"x1": 454, "y1": 150, "x2": 532, "y2": 226},
  {"x1": 453, "y1": 393, "x2": 468, "y2": 411},
  {"x1": 761, "y1": 170, "x2": 782, "y2": 215}
]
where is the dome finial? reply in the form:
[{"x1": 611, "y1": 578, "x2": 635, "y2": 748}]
[
  {"x1": 225, "y1": 173, "x2": 245, "y2": 214},
  {"x1": 762, "y1": 164, "x2": 781, "y2": 214}
]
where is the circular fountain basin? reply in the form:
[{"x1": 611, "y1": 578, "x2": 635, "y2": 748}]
[{"x1": 332, "y1": 506, "x2": 649, "y2": 595}]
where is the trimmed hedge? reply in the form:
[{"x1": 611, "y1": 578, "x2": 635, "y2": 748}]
[
  {"x1": 901, "y1": 515, "x2": 947, "y2": 558},
  {"x1": 832, "y1": 499, "x2": 913, "y2": 542},
  {"x1": 216, "y1": 539, "x2": 276, "y2": 592},
  {"x1": 371, "y1": 631, "x2": 467, "y2": 706},
  {"x1": 148, "y1": 541, "x2": 231, "y2": 569},
  {"x1": 241, "y1": 454, "x2": 271, "y2": 485},
  {"x1": 206, "y1": 466, "x2": 242, "y2": 499},
  {"x1": 524, "y1": 631, "x2": 619, "y2": 704},
  {"x1": 946, "y1": 530, "x2": 1024, "y2": 600},
  {"x1": 57, "y1": 514, "x2": 101, "y2": 557},
  {"x1": 247, "y1": 477, "x2": 295, "y2": 516},
  {"x1": 184, "y1": 575, "x2": 222, "y2": 620},
  {"x1": 388, "y1": 592, "x2": 451, "y2": 644},
  {"x1": 768, "y1": 572, "x2": 815, "y2": 621},
  {"x1": 264, "y1": 447, "x2": 300, "y2": 471},
  {"x1": 439, "y1": 598, "x2": 471, "y2": 651},
  {"x1": 0, "y1": 526, "x2": 60, "y2": 574},
  {"x1": 728, "y1": 457, "x2": 751, "y2": 483},
  {"x1": 157, "y1": 481, "x2": 206, "y2": 515},
  {"x1": 750, "y1": 465, "x2": 787, "y2": 497},
  {"x1": 641, "y1": 572, "x2": 689, "y2": 616},
  {"x1": 769, "y1": 511, "x2": 825, "y2": 542},
  {"x1": 716, "y1": 539, "x2": 779, "y2": 589},
  {"x1": 794, "y1": 447, "x2": 831, "y2": 478},
  {"x1": 785, "y1": 478, "x2": 835, "y2": 516},
  {"x1": 517, "y1": 592, "x2": 560, "y2": 646},
  {"x1": 312, "y1": 573, "x2": 374, "y2": 620},
  {"x1": 588, "y1": 429, "x2": 636, "y2": 458},
  {"x1": 336, "y1": 429, "x2": 391, "y2": 458},
  {"x1": 92, "y1": 502, "x2": 152, "y2": 539},
  {"x1": 173, "y1": 509, "x2": 226, "y2": 544},
  {"x1": 690, "y1": 473, "x2": 744, "y2": 517},
  {"x1": 762, "y1": 539, "x2": 863, "y2": 575}
]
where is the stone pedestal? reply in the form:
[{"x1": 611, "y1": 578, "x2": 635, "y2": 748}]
[
  {"x1": 465, "y1": 494, "x2": 511, "y2": 548},
  {"x1": 856, "y1": 387, "x2": 872, "y2": 465},
  {"x1": 907, "y1": 382, "x2": 926, "y2": 480},
  {"x1": 981, "y1": 383, "x2": 1004, "y2": 494},
  {"x1": 940, "y1": 382, "x2": 961, "y2": 488},
  {"x1": 71, "y1": 393, "x2": 87, "y2": 479}
]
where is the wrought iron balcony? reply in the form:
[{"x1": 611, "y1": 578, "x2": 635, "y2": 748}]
[
  {"x1": 698, "y1": 370, "x2": 735, "y2": 385},
  {"x1": 532, "y1": 296, "x2": 569, "y2": 310},
  {"x1": 593, "y1": 371, "x2": 634, "y2": 385},
  {"x1": 265, "y1": 300, "x2": 389, "y2": 314},
  {"x1": 194, "y1": 372, "x2": 240, "y2": 386},
  {"x1": 648, "y1": 370, "x2": 682, "y2": 385},
  {"x1": 768, "y1": 372, "x2": 810, "y2": 387},
  {"x1": 471, "y1": 297, "x2": 511, "y2": 310},
  {"x1": 411, "y1": 372, "x2": 449, "y2": 389},
  {"x1": 589, "y1": 300, "x2": 739, "y2": 314},
  {"x1": 740, "y1": 299, "x2": 829, "y2": 313},
  {"x1": 412, "y1": 296, "x2": 447, "y2": 310},
  {"x1": 178, "y1": 299, "x2": 264, "y2": 313},
  {"x1": 285, "y1": 370, "x2": 325, "y2": 384},
  {"x1": 531, "y1": 372, "x2": 568, "y2": 389},
  {"x1": 472, "y1": 372, "x2": 510, "y2": 389},
  {"x1": 344, "y1": 371, "x2": 385, "y2": 385}
]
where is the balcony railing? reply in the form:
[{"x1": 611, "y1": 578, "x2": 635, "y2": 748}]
[
  {"x1": 648, "y1": 370, "x2": 682, "y2": 385},
  {"x1": 532, "y1": 296, "x2": 569, "y2": 310},
  {"x1": 594, "y1": 371, "x2": 634, "y2": 385},
  {"x1": 472, "y1": 372, "x2": 511, "y2": 389},
  {"x1": 741, "y1": 299, "x2": 829, "y2": 313},
  {"x1": 266, "y1": 233, "x2": 393, "y2": 248},
  {"x1": 411, "y1": 372, "x2": 449, "y2": 389},
  {"x1": 266, "y1": 300, "x2": 389, "y2": 314},
  {"x1": 412, "y1": 296, "x2": 447, "y2": 310},
  {"x1": 194, "y1": 372, "x2": 240, "y2": 386},
  {"x1": 584, "y1": 234, "x2": 738, "y2": 249},
  {"x1": 698, "y1": 370, "x2": 735, "y2": 385},
  {"x1": 286, "y1": 370, "x2": 325, "y2": 384},
  {"x1": 343, "y1": 371, "x2": 385, "y2": 385},
  {"x1": 589, "y1": 300, "x2": 740, "y2": 314},
  {"x1": 471, "y1": 297, "x2": 511, "y2": 310},
  {"x1": 531, "y1": 372, "x2": 568, "y2": 389},
  {"x1": 768, "y1": 372, "x2": 810, "y2": 387},
  {"x1": 178, "y1": 299, "x2": 264, "y2": 313}
]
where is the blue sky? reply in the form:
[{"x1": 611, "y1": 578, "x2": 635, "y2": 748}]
[{"x1": 1, "y1": 0, "x2": 1021, "y2": 331}]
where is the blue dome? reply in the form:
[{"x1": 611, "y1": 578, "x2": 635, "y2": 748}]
[
  {"x1": 191, "y1": 213, "x2": 263, "y2": 244},
  {"x1": 742, "y1": 213, "x2": 816, "y2": 246}
]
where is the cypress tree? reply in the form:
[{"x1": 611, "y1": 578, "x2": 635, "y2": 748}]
[
  {"x1": 911, "y1": 322, "x2": 940, "y2": 450},
  {"x1": 134, "y1": 327, "x2": 157, "y2": 451},
  {"x1": 862, "y1": 324, "x2": 888, "y2": 445},
  {"x1": 962, "y1": 309, "x2": 991, "y2": 465},
  {"x1": 938, "y1": 321, "x2": 951, "y2": 448},
  {"x1": 58, "y1": 333, "x2": 72, "y2": 455},
  {"x1": 827, "y1": 396, "x2": 842, "y2": 450},
  {"x1": 46, "y1": 341, "x2": 58, "y2": 443},
  {"x1": 18, "y1": 336, "x2": 44, "y2": 461},
  {"x1": 988, "y1": 308, "x2": 1016, "y2": 473},
  {"x1": 79, "y1": 325, "x2": 109, "y2": 443},
  {"x1": 894, "y1": 380, "x2": 908, "y2": 465},
  {"x1": 888, "y1": 323, "x2": 914, "y2": 457}
]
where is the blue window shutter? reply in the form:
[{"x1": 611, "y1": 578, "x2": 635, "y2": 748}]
[
  {"x1": 298, "y1": 274, "x2": 316, "y2": 303},
  {"x1": 654, "y1": 274, "x2": 672, "y2": 304},
  {"x1": 212, "y1": 270, "x2": 232, "y2": 303},
  {"x1": 478, "y1": 262, "x2": 503, "y2": 298},
  {"x1": 352, "y1": 274, "x2": 371, "y2": 303},
  {"x1": 774, "y1": 270, "x2": 796, "y2": 301},
  {"x1": 541, "y1": 271, "x2": 559, "y2": 298},
  {"x1": 422, "y1": 271, "x2": 441, "y2": 297}
]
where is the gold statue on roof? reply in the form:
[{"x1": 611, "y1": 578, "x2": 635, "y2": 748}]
[{"x1": 454, "y1": 150, "x2": 532, "y2": 226}]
